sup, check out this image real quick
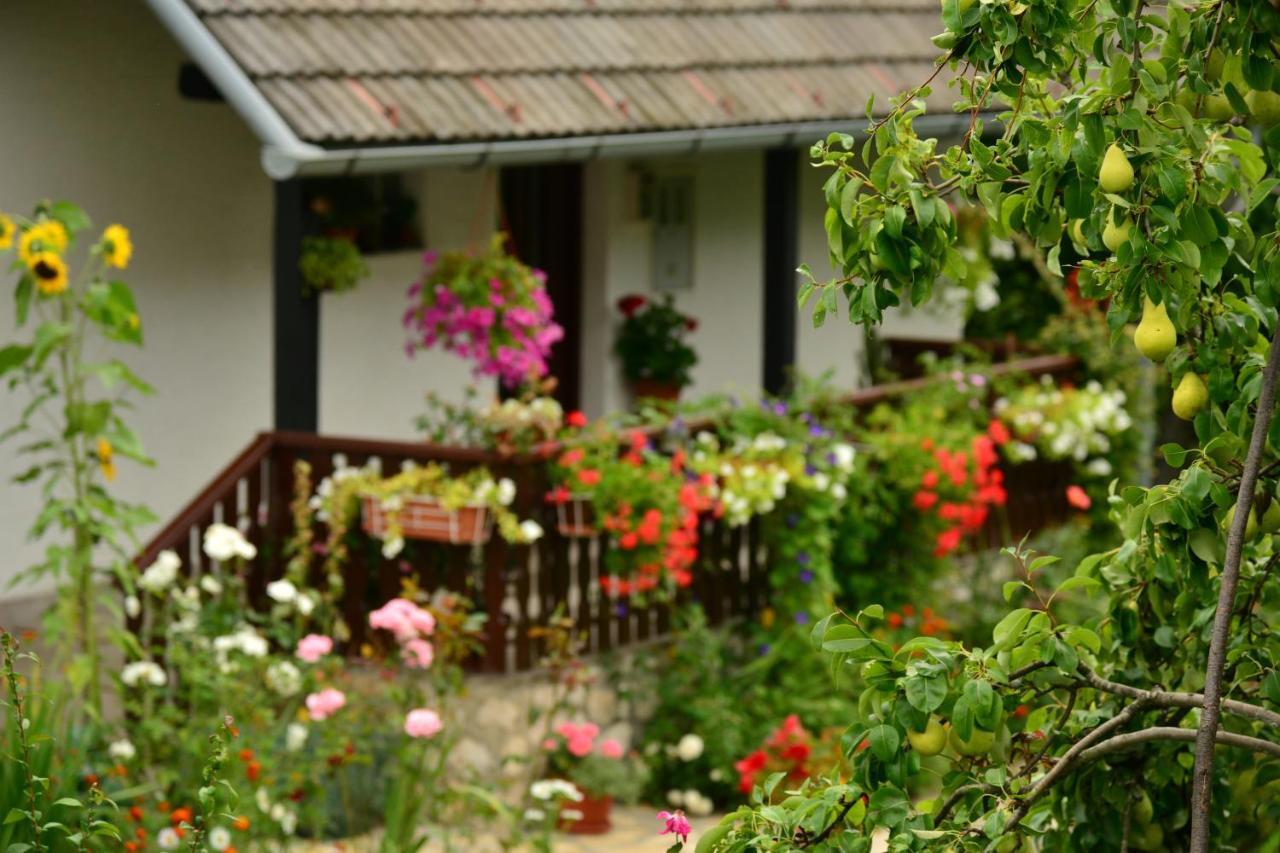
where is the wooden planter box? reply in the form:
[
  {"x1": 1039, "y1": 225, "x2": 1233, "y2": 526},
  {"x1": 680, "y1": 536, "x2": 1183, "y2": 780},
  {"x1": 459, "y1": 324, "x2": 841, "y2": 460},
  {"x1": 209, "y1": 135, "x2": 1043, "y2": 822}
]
[
  {"x1": 555, "y1": 494, "x2": 596, "y2": 538},
  {"x1": 361, "y1": 495, "x2": 492, "y2": 546}
]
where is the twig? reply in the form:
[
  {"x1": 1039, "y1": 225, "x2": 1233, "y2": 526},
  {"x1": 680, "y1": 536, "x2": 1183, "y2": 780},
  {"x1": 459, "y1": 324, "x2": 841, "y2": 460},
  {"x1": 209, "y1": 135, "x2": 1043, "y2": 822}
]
[
  {"x1": 802, "y1": 796, "x2": 858, "y2": 847},
  {"x1": 934, "y1": 783, "x2": 1000, "y2": 825},
  {"x1": 1190, "y1": 324, "x2": 1280, "y2": 852},
  {"x1": 869, "y1": 55, "x2": 954, "y2": 134},
  {"x1": 1080, "y1": 666, "x2": 1280, "y2": 728}
]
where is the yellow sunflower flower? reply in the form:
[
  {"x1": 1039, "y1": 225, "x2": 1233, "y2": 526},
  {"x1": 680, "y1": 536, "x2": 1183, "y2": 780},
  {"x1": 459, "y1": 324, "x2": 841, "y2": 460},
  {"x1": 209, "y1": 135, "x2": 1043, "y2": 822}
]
[
  {"x1": 102, "y1": 224, "x2": 133, "y2": 269},
  {"x1": 18, "y1": 220, "x2": 69, "y2": 264},
  {"x1": 28, "y1": 252, "x2": 69, "y2": 296},
  {"x1": 0, "y1": 214, "x2": 14, "y2": 251},
  {"x1": 97, "y1": 438, "x2": 116, "y2": 482}
]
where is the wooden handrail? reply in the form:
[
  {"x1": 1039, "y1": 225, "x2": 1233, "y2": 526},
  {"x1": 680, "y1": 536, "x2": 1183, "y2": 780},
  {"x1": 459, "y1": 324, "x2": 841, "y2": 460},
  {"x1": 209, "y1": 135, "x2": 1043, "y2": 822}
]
[{"x1": 136, "y1": 432, "x2": 276, "y2": 567}]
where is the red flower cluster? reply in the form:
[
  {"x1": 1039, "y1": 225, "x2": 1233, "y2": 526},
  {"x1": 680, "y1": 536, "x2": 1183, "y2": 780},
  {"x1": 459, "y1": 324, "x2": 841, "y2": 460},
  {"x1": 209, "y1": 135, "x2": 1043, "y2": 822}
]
[
  {"x1": 734, "y1": 715, "x2": 812, "y2": 794},
  {"x1": 617, "y1": 294, "x2": 647, "y2": 317},
  {"x1": 914, "y1": 422, "x2": 1010, "y2": 558},
  {"x1": 884, "y1": 604, "x2": 949, "y2": 638}
]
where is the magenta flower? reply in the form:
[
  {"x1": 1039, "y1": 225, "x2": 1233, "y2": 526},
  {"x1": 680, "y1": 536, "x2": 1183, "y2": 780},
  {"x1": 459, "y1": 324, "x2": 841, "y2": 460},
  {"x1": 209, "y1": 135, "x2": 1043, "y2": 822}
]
[
  {"x1": 404, "y1": 708, "x2": 443, "y2": 739},
  {"x1": 305, "y1": 688, "x2": 346, "y2": 721},
  {"x1": 657, "y1": 810, "x2": 692, "y2": 844},
  {"x1": 295, "y1": 633, "x2": 333, "y2": 663}
]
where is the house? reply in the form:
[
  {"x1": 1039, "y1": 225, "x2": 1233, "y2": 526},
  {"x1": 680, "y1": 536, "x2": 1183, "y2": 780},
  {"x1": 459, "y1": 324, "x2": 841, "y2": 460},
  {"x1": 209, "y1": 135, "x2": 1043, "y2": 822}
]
[{"x1": 0, "y1": 0, "x2": 968, "y2": 604}]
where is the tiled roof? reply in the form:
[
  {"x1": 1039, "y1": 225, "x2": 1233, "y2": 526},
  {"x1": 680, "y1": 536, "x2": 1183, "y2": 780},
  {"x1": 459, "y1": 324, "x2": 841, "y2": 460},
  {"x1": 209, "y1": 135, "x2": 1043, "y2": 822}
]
[{"x1": 183, "y1": 0, "x2": 952, "y2": 146}]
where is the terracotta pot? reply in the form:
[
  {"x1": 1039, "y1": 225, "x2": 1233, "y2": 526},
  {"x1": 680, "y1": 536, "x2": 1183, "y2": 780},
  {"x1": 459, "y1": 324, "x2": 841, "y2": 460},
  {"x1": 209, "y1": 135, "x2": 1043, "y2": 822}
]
[
  {"x1": 361, "y1": 495, "x2": 491, "y2": 545},
  {"x1": 632, "y1": 378, "x2": 682, "y2": 401},
  {"x1": 559, "y1": 792, "x2": 613, "y2": 835},
  {"x1": 555, "y1": 494, "x2": 596, "y2": 538}
]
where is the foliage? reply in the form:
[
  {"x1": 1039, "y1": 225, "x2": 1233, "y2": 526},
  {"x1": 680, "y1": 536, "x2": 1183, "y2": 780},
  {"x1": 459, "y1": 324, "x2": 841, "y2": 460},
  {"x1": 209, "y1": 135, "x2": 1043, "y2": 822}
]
[
  {"x1": 416, "y1": 384, "x2": 567, "y2": 454},
  {"x1": 612, "y1": 294, "x2": 698, "y2": 388},
  {"x1": 403, "y1": 234, "x2": 562, "y2": 389},
  {"x1": 0, "y1": 202, "x2": 155, "y2": 716},
  {"x1": 299, "y1": 235, "x2": 369, "y2": 296},
  {"x1": 720, "y1": 0, "x2": 1280, "y2": 844}
]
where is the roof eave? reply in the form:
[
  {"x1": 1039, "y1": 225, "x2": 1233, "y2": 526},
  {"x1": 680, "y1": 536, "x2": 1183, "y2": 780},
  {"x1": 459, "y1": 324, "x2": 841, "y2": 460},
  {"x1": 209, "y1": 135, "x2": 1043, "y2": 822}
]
[{"x1": 150, "y1": 0, "x2": 972, "y2": 179}]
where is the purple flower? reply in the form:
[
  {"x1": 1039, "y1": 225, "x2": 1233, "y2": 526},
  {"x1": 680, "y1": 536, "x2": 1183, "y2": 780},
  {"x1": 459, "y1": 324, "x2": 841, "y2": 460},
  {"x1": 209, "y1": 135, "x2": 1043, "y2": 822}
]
[
  {"x1": 772, "y1": 401, "x2": 788, "y2": 416},
  {"x1": 796, "y1": 551, "x2": 810, "y2": 565},
  {"x1": 758, "y1": 643, "x2": 771, "y2": 656},
  {"x1": 794, "y1": 611, "x2": 809, "y2": 625},
  {"x1": 615, "y1": 602, "x2": 629, "y2": 618},
  {"x1": 799, "y1": 569, "x2": 814, "y2": 584}
]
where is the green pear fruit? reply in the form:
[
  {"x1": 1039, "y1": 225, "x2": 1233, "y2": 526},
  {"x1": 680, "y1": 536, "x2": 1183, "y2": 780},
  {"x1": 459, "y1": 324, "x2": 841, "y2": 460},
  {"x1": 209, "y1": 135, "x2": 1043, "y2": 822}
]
[
  {"x1": 1204, "y1": 93, "x2": 1235, "y2": 121},
  {"x1": 1260, "y1": 500, "x2": 1280, "y2": 534},
  {"x1": 1133, "y1": 789, "x2": 1154, "y2": 825},
  {"x1": 1172, "y1": 372, "x2": 1208, "y2": 420},
  {"x1": 1134, "y1": 297, "x2": 1176, "y2": 362},
  {"x1": 1099, "y1": 144, "x2": 1134, "y2": 193},
  {"x1": 906, "y1": 716, "x2": 947, "y2": 756},
  {"x1": 948, "y1": 725, "x2": 997, "y2": 756},
  {"x1": 1247, "y1": 90, "x2": 1280, "y2": 127},
  {"x1": 1130, "y1": 821, "x2": 1164, "y2": 852},
  {"x1": 1069, "y1": 218, "x2": 1087, "y2": 246},
  {"x1": 1225, "y1": 502, "x2": 1260, "y2": 540},
  {"x1": 1206, "y1": 48, "x2": 1226, "y2": 82},
  {"x1": 1102, "y1": 210, "x2": 1133, "y2": 253}
]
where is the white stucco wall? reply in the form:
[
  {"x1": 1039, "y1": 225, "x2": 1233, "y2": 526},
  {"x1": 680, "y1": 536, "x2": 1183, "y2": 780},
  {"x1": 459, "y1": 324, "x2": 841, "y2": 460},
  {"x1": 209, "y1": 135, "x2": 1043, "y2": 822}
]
[
  {"x1": 0, "y1": 1, "x2": 273, "y2": 595},
  {"x1": 318, "y1": 168, "x2": 498, "y2": 439}
]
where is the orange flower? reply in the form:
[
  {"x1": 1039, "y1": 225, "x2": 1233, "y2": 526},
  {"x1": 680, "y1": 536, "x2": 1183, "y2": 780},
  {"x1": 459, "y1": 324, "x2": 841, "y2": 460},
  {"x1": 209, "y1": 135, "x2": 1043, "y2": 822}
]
[
  {"x1": 233, "y1": 816, "x2": 250, "y2": 832},
  {"x1": 238, "y1": 748, "x2": 255, "y2": 762},
  {"x1": 170, "y1": 806, "x2": 193, "y2": 825},
  {"x1": 246, "y1": 760, "x2": 261, "y2": 781},
  {"x1": 1065, "y1": 485, "x2": 1091, "y2": 511}
]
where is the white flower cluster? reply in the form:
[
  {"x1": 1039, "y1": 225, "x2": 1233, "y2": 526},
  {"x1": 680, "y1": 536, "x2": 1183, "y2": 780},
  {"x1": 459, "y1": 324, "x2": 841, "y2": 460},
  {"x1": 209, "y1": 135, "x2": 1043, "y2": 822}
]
[
  {"x1": 667, "y1": 788, "x2": 714, "y2": 816},
  {"x1": 212, "y1": 624, "x2": 269, "y2": 671},
  {"x1": 108, "y1": 738, "x2": 136, "y2": 761},
  {"x1": 256, "y1": 787, "x2": 298, "y2": 835},
  {"x1": 203, "y1": 523, "x2": 257, "y2": 562},
  {"x1": 310, "y1": 453, "x2": 381, "y2": 522},
  {"x1": 266, "y1": 578, "x2": 317, "y2": 616},
  {"x1": 265, "y1": 660, "x2": 303, "y2": 697},
  {"x1": 479, "y1": 395, "x2": 563, "y2": 437},
  {"x1": 995, "y1": 378, "x2": 1132, "y2": 468},
  {"x1": 670, "y1": 733, "x2": 704, "y2": 762},
  {"x1": 529, "y1": 778, "x2": 583, "y2": 802},
  {"x1": 139, "y1": 550, "x2": 181, "y2": 594},
  {"x1": 121, "y1": 660, "x2": 167, "y2": 688}
]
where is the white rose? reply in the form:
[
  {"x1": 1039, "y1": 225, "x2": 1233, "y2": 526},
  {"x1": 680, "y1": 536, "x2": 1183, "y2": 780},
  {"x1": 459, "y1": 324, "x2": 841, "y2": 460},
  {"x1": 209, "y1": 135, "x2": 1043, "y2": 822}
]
[
  {"x1": 203, "y1": 523, "x2": 257, "y2": 562},
  {"x1": 199, "y1": 576, "x2": 223, "y2": 596},
  {"x1": 496, "y1": 478, "x2": 517, "y2": 507},
  {"x1": 108, "y1": 739, "x2": 136, "y2": 761},
  {"x1": 124, "y1": 595, "x2": 141, "y2": 619},
  {"x1": 266, "y1": 579, "x2": 298, "y2": 603},
  {"x1": 139, "y1": 550, "x2": 181, "y2": 594},
  {"x1": 676, "y1": 733, "x2": 705, "y2": 762},
  {"x1": 266, "y1": 661, "x2": 302, "y2": 697},
  {"x1": 381, "y1": 535, "x2": 405, "y2": 560},
  {"x1": 831, "y1": 483, "x2": 848, "y2": 501},
  {"x1": 121, "y1": 661, "x2": 167, "y2": 688},
  {"x1": 286, "y1": 722, "x2": 309, "y2": 752},
  {"x1": 519, "y1": 520, "x2": 544, "y2": 542},
  {"x1": 295, "y1": 593, "x2": 316, "y2": 616}
]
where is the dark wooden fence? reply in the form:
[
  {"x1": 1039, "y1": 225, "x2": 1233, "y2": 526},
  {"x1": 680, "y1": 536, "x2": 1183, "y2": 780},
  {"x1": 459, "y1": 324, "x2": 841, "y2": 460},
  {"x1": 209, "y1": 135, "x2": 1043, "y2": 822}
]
[{"x1": 137, "y1": 354, "x2": 1079, "y2": 673}]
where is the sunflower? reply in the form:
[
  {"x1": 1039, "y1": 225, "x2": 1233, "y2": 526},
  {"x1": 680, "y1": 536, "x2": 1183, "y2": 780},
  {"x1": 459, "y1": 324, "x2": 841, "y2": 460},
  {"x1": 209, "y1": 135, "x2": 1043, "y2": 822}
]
[
  {"x1": 97, "y1": 438, "x2": 116, "y2": 482},
  {"x1": 102, "y1": 224, "x2": 133, "y2": 269},
  {"x1": 18, "y1": 219, "x2": 69, "y2": 263},
  {"x1": 0, "y1": 214, "x2": 14, "y2": 251},
  {"x1": 28, "y1": 251, "x2": 68, "y2": 295}
]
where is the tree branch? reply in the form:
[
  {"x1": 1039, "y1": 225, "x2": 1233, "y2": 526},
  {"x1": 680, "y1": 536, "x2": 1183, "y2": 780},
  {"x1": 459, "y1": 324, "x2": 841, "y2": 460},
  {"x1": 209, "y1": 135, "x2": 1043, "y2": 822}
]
[
  {"x1": 1191, "y1": 323, "x2": 1280, "y2": 853},
  {"x1": 1084, "y1": 726, "x2": 1280, "y2": 764},
  {"x1": 934, "y1": 783, "x2": 1000, "y2": 825},
  {"x1": 1080, "y1": 666, "x2": 1280, "y2": 728}
]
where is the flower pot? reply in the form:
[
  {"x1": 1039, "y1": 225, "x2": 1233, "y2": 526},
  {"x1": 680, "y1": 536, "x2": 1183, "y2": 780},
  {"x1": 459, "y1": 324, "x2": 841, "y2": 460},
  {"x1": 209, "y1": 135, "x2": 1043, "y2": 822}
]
[
  {"x1": 632, "y1": 378, "x2": 682, "y2": 402},
  {"x1": 559, "y1": 792, "x2": 612, "y2": 835},
  {"x1": 360, "y1": 495, "x2": 492, "y2": 545},
  {"x1": 555, "y1": 494, "x2": 596, "y2": 538}
]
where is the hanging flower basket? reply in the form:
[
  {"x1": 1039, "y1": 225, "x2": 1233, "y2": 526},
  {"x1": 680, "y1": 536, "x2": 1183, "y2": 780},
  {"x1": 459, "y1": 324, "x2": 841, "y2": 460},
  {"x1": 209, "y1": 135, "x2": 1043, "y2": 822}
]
[
  {"x1": 555, "y1": 493, "x2": 596, "y2": 538},
  {"x1": 361, "y1": 494, "x2": 492, "y2": 546}
]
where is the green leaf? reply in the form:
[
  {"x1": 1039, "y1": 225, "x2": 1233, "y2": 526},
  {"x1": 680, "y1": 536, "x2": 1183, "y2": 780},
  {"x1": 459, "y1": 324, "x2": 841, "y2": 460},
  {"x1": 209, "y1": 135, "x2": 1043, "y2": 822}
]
[
  {"x1": 3, "y1": 809, "x2": 26, "y2": 826},
  {"x1": 867, "y1": 724, "x2": 900, "y2": 761},
  {"x1": 0, "y1": 344, "x2": 31, "y2": 377},
  {"x1": 903, "y1": 675, "x2": 947, "y2": 713},
  {"x1": 992, "y1": 608, "x2": 1032, "y2": 651},
  {"x1": 14, "y1": 275, "x2": 33, "y2": 326},
  {"x1": 868, "y1": 785, "x2": 910, "y2": 828},
  {"x1": 49, "y1": 799, "x2": 82, "y2": 810},
  {"x1": 31, "y1": 322, "x2": 71, "y2": 369},
  {"x1": 1189, "y1": 527, "x2": 1223, "y2": 565},
  {"x1": 49, "y1": 201, "x2": 91, "y2": 233},
  {"x1": 1003, "y1": 580, "x2": 1028, "y2": 602}
]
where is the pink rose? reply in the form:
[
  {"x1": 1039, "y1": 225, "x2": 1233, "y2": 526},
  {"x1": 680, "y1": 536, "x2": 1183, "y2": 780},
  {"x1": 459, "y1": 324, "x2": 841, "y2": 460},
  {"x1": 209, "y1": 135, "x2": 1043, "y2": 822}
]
[
  {"x1": 405, "y1": 708, "x2": 443, "y2": 739},
  {"x1": 600, "y1": 739, "x2": 624, "y2": 759},
  {"x1": 542, "y1": 738, "x2": 558, "y2": 751},
  {"x1": 305, "y1": 688, "x2": 346, "y2": 721},
  {"x1": 296, "y1": 634, "x2": 333, "y2": 664},
  {"x1": 403, "y1": 638, "x2": 434, "y2": 669},
  {"x1": 567, "y1": 736, "x2": 594, "y2": 758},
  {"x1": 369, "y1": 598, "x2": 435, "y2": 642}
]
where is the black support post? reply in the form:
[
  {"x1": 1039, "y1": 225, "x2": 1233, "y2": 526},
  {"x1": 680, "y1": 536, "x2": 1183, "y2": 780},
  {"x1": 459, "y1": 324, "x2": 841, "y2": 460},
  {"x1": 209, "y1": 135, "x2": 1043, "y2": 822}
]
[
  {"x1": 273, "y1": 179, "x2": 319, "y2": 431},
  {"x1": 762, "y1": 147, "x2": 799, "y2": 396}
]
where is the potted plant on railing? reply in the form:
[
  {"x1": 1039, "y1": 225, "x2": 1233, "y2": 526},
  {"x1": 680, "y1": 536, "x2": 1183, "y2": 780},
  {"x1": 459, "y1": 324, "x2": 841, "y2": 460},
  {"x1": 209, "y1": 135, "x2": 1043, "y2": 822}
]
[
  {"x1": 356, "y1": 463, "x2": 544, "y2": 557},
  {"x1": 613, "y1": 294, "x2": 697, "y2": 402},
  {"x1": 403, "y1": 234, "x2": 563, "y2": 390},
  {"x1": 541, "y1": 722, "x2": 646, "y2": 835}
]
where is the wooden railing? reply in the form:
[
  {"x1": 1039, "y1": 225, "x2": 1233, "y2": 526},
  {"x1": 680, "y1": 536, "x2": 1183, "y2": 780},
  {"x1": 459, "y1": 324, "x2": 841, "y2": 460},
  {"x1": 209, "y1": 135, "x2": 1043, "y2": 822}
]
[{"x1": 137, "y1": 354, "x2": 1079, "y2": 673}]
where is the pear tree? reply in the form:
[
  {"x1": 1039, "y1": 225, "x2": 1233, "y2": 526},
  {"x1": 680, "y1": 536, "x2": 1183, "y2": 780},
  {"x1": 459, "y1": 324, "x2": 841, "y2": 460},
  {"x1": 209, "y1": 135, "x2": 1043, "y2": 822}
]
[{"x1": 705, "y1": 0, "x2": 1280, "y2": 849}]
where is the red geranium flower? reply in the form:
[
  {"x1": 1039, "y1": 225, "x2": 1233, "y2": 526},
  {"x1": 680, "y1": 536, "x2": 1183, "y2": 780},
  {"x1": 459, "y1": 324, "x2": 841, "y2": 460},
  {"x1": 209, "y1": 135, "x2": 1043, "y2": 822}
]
[
  {"x1": 987, "y1": 419, "x2": 1011, "y2": 445},
  {"x1": 576, "y1": 468, "x2": 602, "y2": 487},
  {"x1": 566, "y1": 410, "x2": 587, "y2": 428},
  {"x1": 617, "y1": 294, "x2": 647, "y2": 317},
  {"x1": 912, "y1": 490, "x2": 938, "y2": 511},
  {"x1": 933, "y1": 527, "x2": 963, "y2": 557},
  {"x1": 1066, "y1": 485, "x2": 1091, "y2": 511}
]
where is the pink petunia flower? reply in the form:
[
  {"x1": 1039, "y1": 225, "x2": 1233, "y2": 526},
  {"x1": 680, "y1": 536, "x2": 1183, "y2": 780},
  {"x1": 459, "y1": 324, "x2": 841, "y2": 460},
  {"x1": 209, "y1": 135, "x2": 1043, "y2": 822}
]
[
  {"x1": 296, "y1": 634, "x2": 334, "y2": 663},
  {"x1": 305, "y1": 688, "x2": 346, "y2": 721},
  {"x1": 404, "y1": 708, "x2": 443, "y2": 739}
]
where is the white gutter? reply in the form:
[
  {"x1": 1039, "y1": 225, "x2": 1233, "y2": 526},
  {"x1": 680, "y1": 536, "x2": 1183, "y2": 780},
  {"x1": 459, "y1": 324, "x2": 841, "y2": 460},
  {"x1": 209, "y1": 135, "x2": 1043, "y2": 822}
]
[{"x1": 148, "y1": 0, "x2": 971, "y2": 179}]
